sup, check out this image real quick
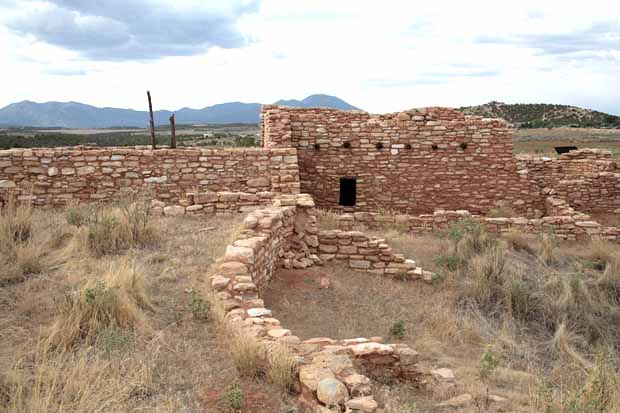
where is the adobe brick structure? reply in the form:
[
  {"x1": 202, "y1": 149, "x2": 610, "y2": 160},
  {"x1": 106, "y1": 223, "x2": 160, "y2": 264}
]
[{"x1": 261, "y1": 105, "x2": 545, "y2": 217}]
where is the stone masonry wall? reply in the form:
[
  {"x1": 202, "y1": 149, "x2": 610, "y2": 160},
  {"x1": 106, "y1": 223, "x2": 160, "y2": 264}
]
[
  {"x1": 516, "y1": 149, "x2": 620, "y2": 214},
  {"x1": 207, "y1": 194, "x2": 434, "y2": 412},
  {"x1": 261, "y1": 105, "x2": 545, "y2": 217},
  {"x1": 0, "y1": 146, "x2": 300, "y2": 206},
  {"x1": 337, "y1": 197, "x2": 620, "y2": 243}
]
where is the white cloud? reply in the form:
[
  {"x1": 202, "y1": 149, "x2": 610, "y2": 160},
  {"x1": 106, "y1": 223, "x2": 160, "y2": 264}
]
[{"x1": 0, "y1": 0, "x2": 619, "y2": 114}]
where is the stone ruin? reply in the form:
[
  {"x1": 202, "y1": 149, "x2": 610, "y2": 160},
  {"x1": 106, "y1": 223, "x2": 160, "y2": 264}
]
[{"x1": 1, "y1": 105, "x2": 620, "y2": 410}]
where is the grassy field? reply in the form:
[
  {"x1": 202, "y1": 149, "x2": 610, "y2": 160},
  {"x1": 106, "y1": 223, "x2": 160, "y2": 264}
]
[
  {"x1": 514, "y1": 127, "x2": 620, "y2": 157},
  {"x1": 262, "y1": 214, "x2": 620, "y2": 412},
  {"x1": 0, "y1": 197, "x2": 296, "y2": 412}
]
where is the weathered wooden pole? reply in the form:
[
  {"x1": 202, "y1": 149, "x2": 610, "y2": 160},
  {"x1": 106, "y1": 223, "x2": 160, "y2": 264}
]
[
  {"x1": 169, "y1": 113, "x2": 176, "y2": 149},
  {"x1": 147, "y1": 91, "x2": 156, "y2": 150}
]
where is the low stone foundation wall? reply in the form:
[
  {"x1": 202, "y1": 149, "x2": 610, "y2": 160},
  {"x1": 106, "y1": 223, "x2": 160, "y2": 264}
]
[
  {"x1": 517, "y1": 149, "x2": 620, "y2": 214},
  {"x1": 0, "y1": 146, "x2": 300, "y2": 206},
  {"x1": 336, "y1": 197, "x2": 620, "y2": 243},
  {"x1": 316, "y1": 230, "x2": 433, "y2": 281},
  {"x1": 206, "y1": 193, "x2": 434, "y2": 412},
  {"x1": 153, "y1": 191, "x2": 277, "y2": 216}
]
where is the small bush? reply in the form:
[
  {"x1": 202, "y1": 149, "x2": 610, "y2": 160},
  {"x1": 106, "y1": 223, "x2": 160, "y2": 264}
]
[
  {"x1": 389, "y1": 320, "x2": 406, "y2": 340},
  {"x1": 434, "y1": 253, "x2": 460, "y2": 271},
  {"x1": 479, "y1": 347, "x2": 499, "y2": 379},
  {"x1": 65, "y1": 202, "x2": 96, "y2": 227},
  {"x1": 96, "y1": 327, "x2": 132, "y2": 356},
  {"x1": 267, "y1": 343, "x2": 297, "y2": 392},
  {"x1": 222, "y1": 383, "x2": 243, "y2": 411},
  {"x1": 190, "y1": 292, "x2": 210, "y2": 321}
]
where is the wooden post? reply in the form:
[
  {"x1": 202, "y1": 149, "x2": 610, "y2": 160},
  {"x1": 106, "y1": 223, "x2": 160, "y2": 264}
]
[
  {"x1": 147, "y1": 91, "x2": 156, "y2": 150},
  {"x1": 169, "y1": 113, "x2": 176, "y2": 149}
]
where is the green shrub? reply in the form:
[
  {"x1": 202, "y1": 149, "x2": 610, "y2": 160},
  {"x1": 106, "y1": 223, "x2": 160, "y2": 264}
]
[
  {"x1": 222, "y1": 383, "x2": 243, "y2": 411},
  {"x1": 190, "y1": 292, "x2": 210, "y2": 321},
  {"x1": 389, "y1": 320, "x2": 406, "y2": 340},
  {"x1": 479, "y1": 347, "x2": 499, "y2": 379}
]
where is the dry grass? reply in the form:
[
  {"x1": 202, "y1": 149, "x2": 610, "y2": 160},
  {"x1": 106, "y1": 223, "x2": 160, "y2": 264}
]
[
  {"x1": 316, "y1": 208, "x2": 341, "y2": 230},
  {"x1": 45, "y1": 259, "x2": 151, "y2": 351},
  {"x1": 486, "y1": 206, "x2": 516, "y2": 218},
  {"x1": 265, "y1": 220, "x2": 620, "y2": 411},
  {"x1": 227, "y1": 329, "x2": 266, "y2": 378},
  {"x1": 266, "y1": 343, "x2": 297, "y2": 392},
  {"x1": 1, "y1": 203, "x2": 297, "y2": 412}
]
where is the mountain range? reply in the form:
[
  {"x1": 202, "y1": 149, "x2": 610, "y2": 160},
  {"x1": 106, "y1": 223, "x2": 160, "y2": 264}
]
[
  {"x1": 0, "y1": 94, "x2": 360, "y2": 128},
  {"x1": 461, "y1": 101, "x2": 620, "y2": 128}
]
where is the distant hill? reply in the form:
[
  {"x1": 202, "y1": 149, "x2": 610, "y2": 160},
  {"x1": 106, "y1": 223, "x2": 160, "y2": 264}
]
[
  {"x1": 461, "y1": 101, "x2": 620, "y2": 128},
  {"x1": 0, "y1": 94, "x2": 360, "y2": 128},
  {"x1": 274, "y1": 94, "x2": 360, "y2": 111}
]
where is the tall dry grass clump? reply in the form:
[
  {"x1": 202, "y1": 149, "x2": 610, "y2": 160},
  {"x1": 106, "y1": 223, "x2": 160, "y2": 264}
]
[
  {"x1": 0, "y1": 195, "x2": 49, "y2": 284},
  {"x1": 537, "y1": 231, "x2": 558, "y2": 265},
  {"x1": 65, "y1": 191, "x2": 160, "y2": 256},
  {"x1": 46, "y1": 259, "x2": 152, "y2": 351},
  {"x1": 227, "y1": 330, "x2": 266, "y2": 377},
  {"x1": 266, "y1": 343, "x2": 297, "y2": 392}
]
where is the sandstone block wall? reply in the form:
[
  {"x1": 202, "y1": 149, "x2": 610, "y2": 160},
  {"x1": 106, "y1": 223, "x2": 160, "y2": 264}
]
[
  {"x1": 517, "y1": 149, "x2": 620, "y2": 214},
  {"x1": 337, "y1": 197, "x2": 620, "y2": 243},
  {"x1": 206, "y1": 193, "x2": 432, "y2": 411},
  {"x1": 0, "y1": 146, "x2": 300, "y2": 206},
  {"x1": 261, "y1": 105, "x2": 544, "y2": 217}
]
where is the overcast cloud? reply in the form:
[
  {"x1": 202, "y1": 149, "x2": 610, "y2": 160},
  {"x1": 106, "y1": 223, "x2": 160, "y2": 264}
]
[{"x1": 0, "y1": 0, "x2": 619, "y2": 114}]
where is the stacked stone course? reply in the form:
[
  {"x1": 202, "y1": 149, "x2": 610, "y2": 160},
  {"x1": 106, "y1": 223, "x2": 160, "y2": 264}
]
[
  {"x1": 207, "y1": 193, "x2": 433, "y2": 412},
  {"x1": 517, "y1": 149, "x2": 620, "y2": 214},
  {"x1": 0, "y1": 146, "x2": 300, "y2": 206},
  {"x1": 336, "y1": 197, "x2": 620, "y2": 242},
  {"x1": 262, "y1": 105, "x2": 544, "y2": 217}
]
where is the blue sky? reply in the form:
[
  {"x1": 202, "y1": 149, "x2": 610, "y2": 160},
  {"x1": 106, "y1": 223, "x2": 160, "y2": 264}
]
[{"x1": 1, "y1": 0, "x2": 619, "y2": 114}]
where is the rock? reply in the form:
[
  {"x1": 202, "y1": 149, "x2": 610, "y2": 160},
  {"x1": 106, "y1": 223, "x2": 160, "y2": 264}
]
[
  {"x1": 437, "y1": 393, "x2": 472, "y2": 408},
  {"x1": 76, "y1": 165, "x2": 95, "y2": 175},
  {"x1": 247, "y1": 177, "x2": 270, "y2": 187},
  {"x1": 316, "y1": 378, "x2": 349, "y2": 406},
  {"x1": 343, "y1": 374, "x2": 371, "y2": 396},
  {"x1": 219, "y1": 261, "x2": 249, "y2": 276},
  {"x1": 431, "y1": 368, "x2": 455, "y2": 381},
  {"x1": 144, "y1": 176, "x2": 167, "y2": 183},
  {"x1": 489, "y1": 394, "x2": 507, "y2": 403},
  {"x1": 224, "y1": 245, "x2": 254, "y2": 264},
  {"x1": 345, "y1": 396, "x2": 378, "y2": 412},
  {"x1": 47, "y1": 167, "x2": 59, "y2": 176},
  {"x1": 246, "y1": 308, "x2": 272, "y2": 318},
  {"x1": 267, "y1": 328, "x2": 291, "y2": 338},
  {"x1": 299, "y1": 364, "x2": 335, "y2": 392},
  {"x1": 0, "y1": 180, "x2": 16, "y2": 188},
  {"x1": 163, "y1": 205, "x2": 185, "y2": 216},
  {"x1": 350, "y1": 342, "x2": 394, "y2": 357},
  {"x1": 210, "y1": 276, "x2": 230, "y2": 291},
  {"x1": 349, "y1": 260, "x2": 371, "y2": 269}
]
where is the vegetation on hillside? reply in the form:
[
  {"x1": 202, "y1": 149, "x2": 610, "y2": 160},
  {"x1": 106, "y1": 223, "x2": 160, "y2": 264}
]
[{"x1": 462, "y1": 101, "x2": 620, "y2": 128}]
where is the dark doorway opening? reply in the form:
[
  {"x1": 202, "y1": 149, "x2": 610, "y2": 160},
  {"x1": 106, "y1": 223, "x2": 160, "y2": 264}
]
[
  {"x1": 339, "y1": 178, "x2": 356, "y2": 206},
  {"x1": 555, "y1": 146, "x2": 578, "y2": 155}
]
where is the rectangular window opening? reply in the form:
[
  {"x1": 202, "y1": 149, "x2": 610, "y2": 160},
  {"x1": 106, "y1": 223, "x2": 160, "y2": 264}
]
[{"x1": 339, "y1": 178, "x2": 357, "y2": 206}]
